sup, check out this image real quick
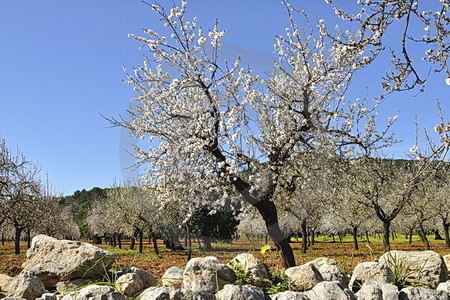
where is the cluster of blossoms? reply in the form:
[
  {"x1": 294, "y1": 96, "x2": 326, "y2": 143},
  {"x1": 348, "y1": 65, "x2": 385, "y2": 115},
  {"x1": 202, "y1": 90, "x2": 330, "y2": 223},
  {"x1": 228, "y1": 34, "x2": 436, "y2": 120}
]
[
  {"x1": 435, "y1": 123, "x2": 450, "y2": 147},
  {"x1": 120, "y1": 0, "x2": 403, "y2": 216},
  {"x1": 325, "y1": 0, "x2": 450, "y2": 91}
]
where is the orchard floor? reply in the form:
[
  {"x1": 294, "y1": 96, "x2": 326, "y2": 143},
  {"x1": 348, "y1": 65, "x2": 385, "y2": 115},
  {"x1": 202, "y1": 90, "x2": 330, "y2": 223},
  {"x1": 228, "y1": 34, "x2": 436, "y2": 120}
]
[{"x1": 1, "y1": 236, "x2": 450, "y2": 282}]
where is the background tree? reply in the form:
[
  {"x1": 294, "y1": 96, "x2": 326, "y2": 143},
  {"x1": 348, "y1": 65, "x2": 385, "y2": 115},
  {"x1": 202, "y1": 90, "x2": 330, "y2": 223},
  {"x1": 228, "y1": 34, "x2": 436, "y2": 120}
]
[
  {"x1": 61, "y1": 187, "x2": 108, "y2": 239},
  {"x1": 0, "y1": 139, "x2": 42, "y2": 253},
  {"x1": 188, "y1": 206, "x2": 239, "y2": 250}
]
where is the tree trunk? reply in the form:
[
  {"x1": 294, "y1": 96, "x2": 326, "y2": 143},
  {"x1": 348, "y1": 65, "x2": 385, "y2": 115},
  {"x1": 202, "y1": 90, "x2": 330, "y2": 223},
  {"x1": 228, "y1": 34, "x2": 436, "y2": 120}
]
[
  {"x1": 118, "y1": 233, "x2": 122, "y2": 249},
  {"x1": 14, "y1": 226, "x2": 22, "y2": 255},
  {"x1": 409, "y1": 228, "x2": 413, "y2": 245},
  {"x1": 152, "y1": 234, "x2": 159, "y2": 255},
  {"x1": 301, "y1": 219, "x2": 307, "y2": 254},
  {"x1": 444, "y1": 223, "x2": 450, "y2": 248},
  {"x1": 231, "y1": 176, "x2": 296, "y2": 267},
  {"x1": 418, "y1": 225, "x2": 430, "y2": 250},
  {"x1": 187, "y1": 228, "x2": 192, "y2": 261},
  {"x1": 382, "y1": 221, "x2": 391, "y2": 253},
  {"x1": 307, "y1": 228, "x2": 312, "y2": 247},
  {"x1": 26, "y1": 229, "x2": 31, "y2": 249},
  {"x1": 138, "y1": 230, "x2": 144, "y2": 254},
  {"x1": 365, "y1": 231, "x2": 370, "y2": 244},
  {"x1": 352, "y1": 225, "x2": 359, "y2": 250},
  {"x1": 130, "y1": 236, "x2": 136, "y2": 250},
  {"x1": 433, "y1": 229, "x2": 443, "y2": 240},
  {"x1": 202, "y1": 236, "x2": 214, "y2": 251},
  {"x1": 311, "y1": 229, "x2": 315, "y2": 246}
]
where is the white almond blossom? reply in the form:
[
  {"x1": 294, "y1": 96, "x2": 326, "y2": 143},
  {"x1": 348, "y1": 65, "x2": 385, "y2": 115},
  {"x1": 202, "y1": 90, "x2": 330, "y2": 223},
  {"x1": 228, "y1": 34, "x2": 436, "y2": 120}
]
[{"x1": 114, "y1": 1, "x2": 399, "y2": 267}]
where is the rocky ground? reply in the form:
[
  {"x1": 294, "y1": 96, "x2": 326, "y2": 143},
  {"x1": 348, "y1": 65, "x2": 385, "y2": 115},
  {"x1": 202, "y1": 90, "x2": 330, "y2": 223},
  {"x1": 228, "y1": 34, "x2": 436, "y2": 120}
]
[{"x1": 2, "y1": 236, "x2": 450, "y2": 299}]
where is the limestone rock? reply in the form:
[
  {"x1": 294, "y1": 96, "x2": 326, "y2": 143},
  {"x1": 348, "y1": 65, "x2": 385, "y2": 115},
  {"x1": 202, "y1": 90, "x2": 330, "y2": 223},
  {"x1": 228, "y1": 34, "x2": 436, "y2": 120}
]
[
  {"x1": 229, "y1": 253, "x2": 269, "y2": 282},
  {"x1": 55, "y1": 279, "x2": 92, "y2": 294},
  {"x1": 443, "y1": 255, "x2": 450, "y2": 272},
  {"x1": 398, "y1": 287, "x2": 449, "y2": 300},
  {"x1": 355, "y1": 283, "x2": 383, "y2": 300},
  {"x1": 437, "y1": 281, "x2": 450, "y2": 293},
  {"x1": 36, "y1": 293, "x2": 57, "y2": 300},
  {"x1": 0, "y1": 274, "x2": 14, "y2": 293},
  {"x1": 304, "y1": 281, "x2": 356, "y2": 300},
  {"x1": 115, "y1": 273, "x2": 144, "y2": 297},
  {"x1": 182, "y1": 257, "x2": 237, "y2": 293},
  {"x1": 215, "y1": 284, "x2": 266, "y2": 300},
  {"x1": 270, "y1": 290, "x2": 309, "y2": 299},
  {"x1": 7, "y1": 274, "x2": 45, "y2": 300},
  {"x1": 137, "y1": 287, "x2": 172, "y2": 300},
  {"x1": 379, "y1": 250, "x2": 448, "y2": 289},
  {"x1": 122, "y1": 267, "x2": 156, "y2": 289},
  {"x1": 317, "y1": 264, "x2": 348, "y2": 286},
  {"x1": 349, "y1": 262, "x2": 394, "y2": 292},
  {"x1": 355, "y1": 281, "x2": 399, "y2": 300},
  {"x1": 60, "y1": 284, "x2": 125, "y2": 300},
  {"x1": 171, "y1": 289, "x2": 215, "y2": 300},
  {"x1": 285, "y1": 263, "x2": 323, "y2": 290},
  {"x1": 379, "y1": 282, "x2": 400, "y2": 300},
  {"x1": 310, "y1": 257, "x2": 338, "y2": 268},
  {"x1": 21, "y1": 235, "x2": 114, "y2": 288},
  {"x1": 162, "y1": 267, "x2": 184, "y2": 289}
]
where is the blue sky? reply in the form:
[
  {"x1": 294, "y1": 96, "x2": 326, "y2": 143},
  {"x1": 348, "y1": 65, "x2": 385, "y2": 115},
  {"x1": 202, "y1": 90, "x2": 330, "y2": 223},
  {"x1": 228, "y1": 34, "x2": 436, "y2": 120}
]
[{"x1": 1, "y1": 1, "x2": 448, "y2": 195}]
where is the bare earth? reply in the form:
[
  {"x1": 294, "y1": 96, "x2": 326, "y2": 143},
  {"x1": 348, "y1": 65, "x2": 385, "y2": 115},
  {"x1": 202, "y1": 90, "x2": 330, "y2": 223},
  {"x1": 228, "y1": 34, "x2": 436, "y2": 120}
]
[{"x1": 1, "y1": 238, "x2": 449, "y2": 282}]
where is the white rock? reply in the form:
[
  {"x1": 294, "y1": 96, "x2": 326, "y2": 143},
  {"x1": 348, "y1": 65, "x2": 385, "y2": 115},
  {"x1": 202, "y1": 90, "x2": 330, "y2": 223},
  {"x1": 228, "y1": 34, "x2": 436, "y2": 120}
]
[
  {"x1": 137, "y1": 286, "x2": 172, "y2": 300},
  {"x1": 171, "y1": 289, "x2": 216, "y2": 299},
  {"x1": 305, "y1": 281, "x2": 356, "y2": 300},
  {"x1": 55, "y1": 279, "x2": 92, "y2": 293},
  {"x1": 36, "y1": 293, "x2": 57, "y2": 300},
  {"x1": 437, "y1": 281, "x2": 450, "y2": 293},
  {"x1": 399, "y1": 287, "x2": 449, "y2": 300},
  {"x1": 122, "y1": 267, "x2": 156, "y2": 289},
  {"x1": 285, "y1": 263, "x2": 323, "y2": 290},
  {"x1": 317, "y1": 264, "x2": 348, "y2": 286},
  {"x1": 372, "y1": 281, "x2": 399, "y2": 300},
  {"x1": 0, "y1": 274, "x2": 14, "y2": 292},
  {"x1": 215, "y1": 284, "x2": 265, "y2": 300},
  {"x1": 349, "y1": 262, "x2": 394, "y2": 292},
  {"x1": 21, "y1": 235, "x2": 114, "y2": 287},
  {"x1": 310, "y1": 257, "x2": 338, "y2": 268},
  {"x1": 115, "y1": 272, "x2": 144, "y2": 297},
  {"x1": 354, "y1": 281, "x2": 398, "y2": 300},
  {"x1": 7, "y1": 274, "x2": 45, "y2": 300},
  {"x1": 229, "y1": 253, "x2": 269, "y2": 282},
  {"x1": 379, "y1": 250, "x2": 448, "y2": 289},
  {"x1": 270, "y1": 290, "x2": 309, "y2": 299},
  {"x1": 162, "y1": 267, "x2": 184, "y2": 289},
  {"x1": 182, "y1": 257, "x2": 237, "y2": 293},
  {"x1": 60, "y1": 284, "x2": 125, "y2": 300},
  {"x1": 355, "y1": 283, "x2": 382, "y2": 300},
  {"x1": 443, "y1": 255, "x2": 450, "y2": 272}
]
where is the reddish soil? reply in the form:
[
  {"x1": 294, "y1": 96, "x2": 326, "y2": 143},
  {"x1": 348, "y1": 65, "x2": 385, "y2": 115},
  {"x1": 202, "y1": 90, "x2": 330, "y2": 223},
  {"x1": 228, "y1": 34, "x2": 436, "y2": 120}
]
[{"x1": 1, "y1": 238, "x2": 449, "y2": 283}]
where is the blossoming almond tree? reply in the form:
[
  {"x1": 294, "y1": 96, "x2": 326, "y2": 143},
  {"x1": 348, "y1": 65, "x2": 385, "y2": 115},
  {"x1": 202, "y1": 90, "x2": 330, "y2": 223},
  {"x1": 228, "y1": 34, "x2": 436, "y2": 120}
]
[
  {"x1": 113, "y1": 1, "x2": 394, "y2": 267},
  {"x1": 325, "y1": 0, "x2": 450, "y2": 92}
]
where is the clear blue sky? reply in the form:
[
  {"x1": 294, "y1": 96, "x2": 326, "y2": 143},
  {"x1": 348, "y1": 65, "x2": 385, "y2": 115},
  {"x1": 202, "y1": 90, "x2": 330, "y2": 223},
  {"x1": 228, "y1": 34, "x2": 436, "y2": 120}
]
[{"x1": 1, "y1": 1, "x2": 448, "y2": 195}]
